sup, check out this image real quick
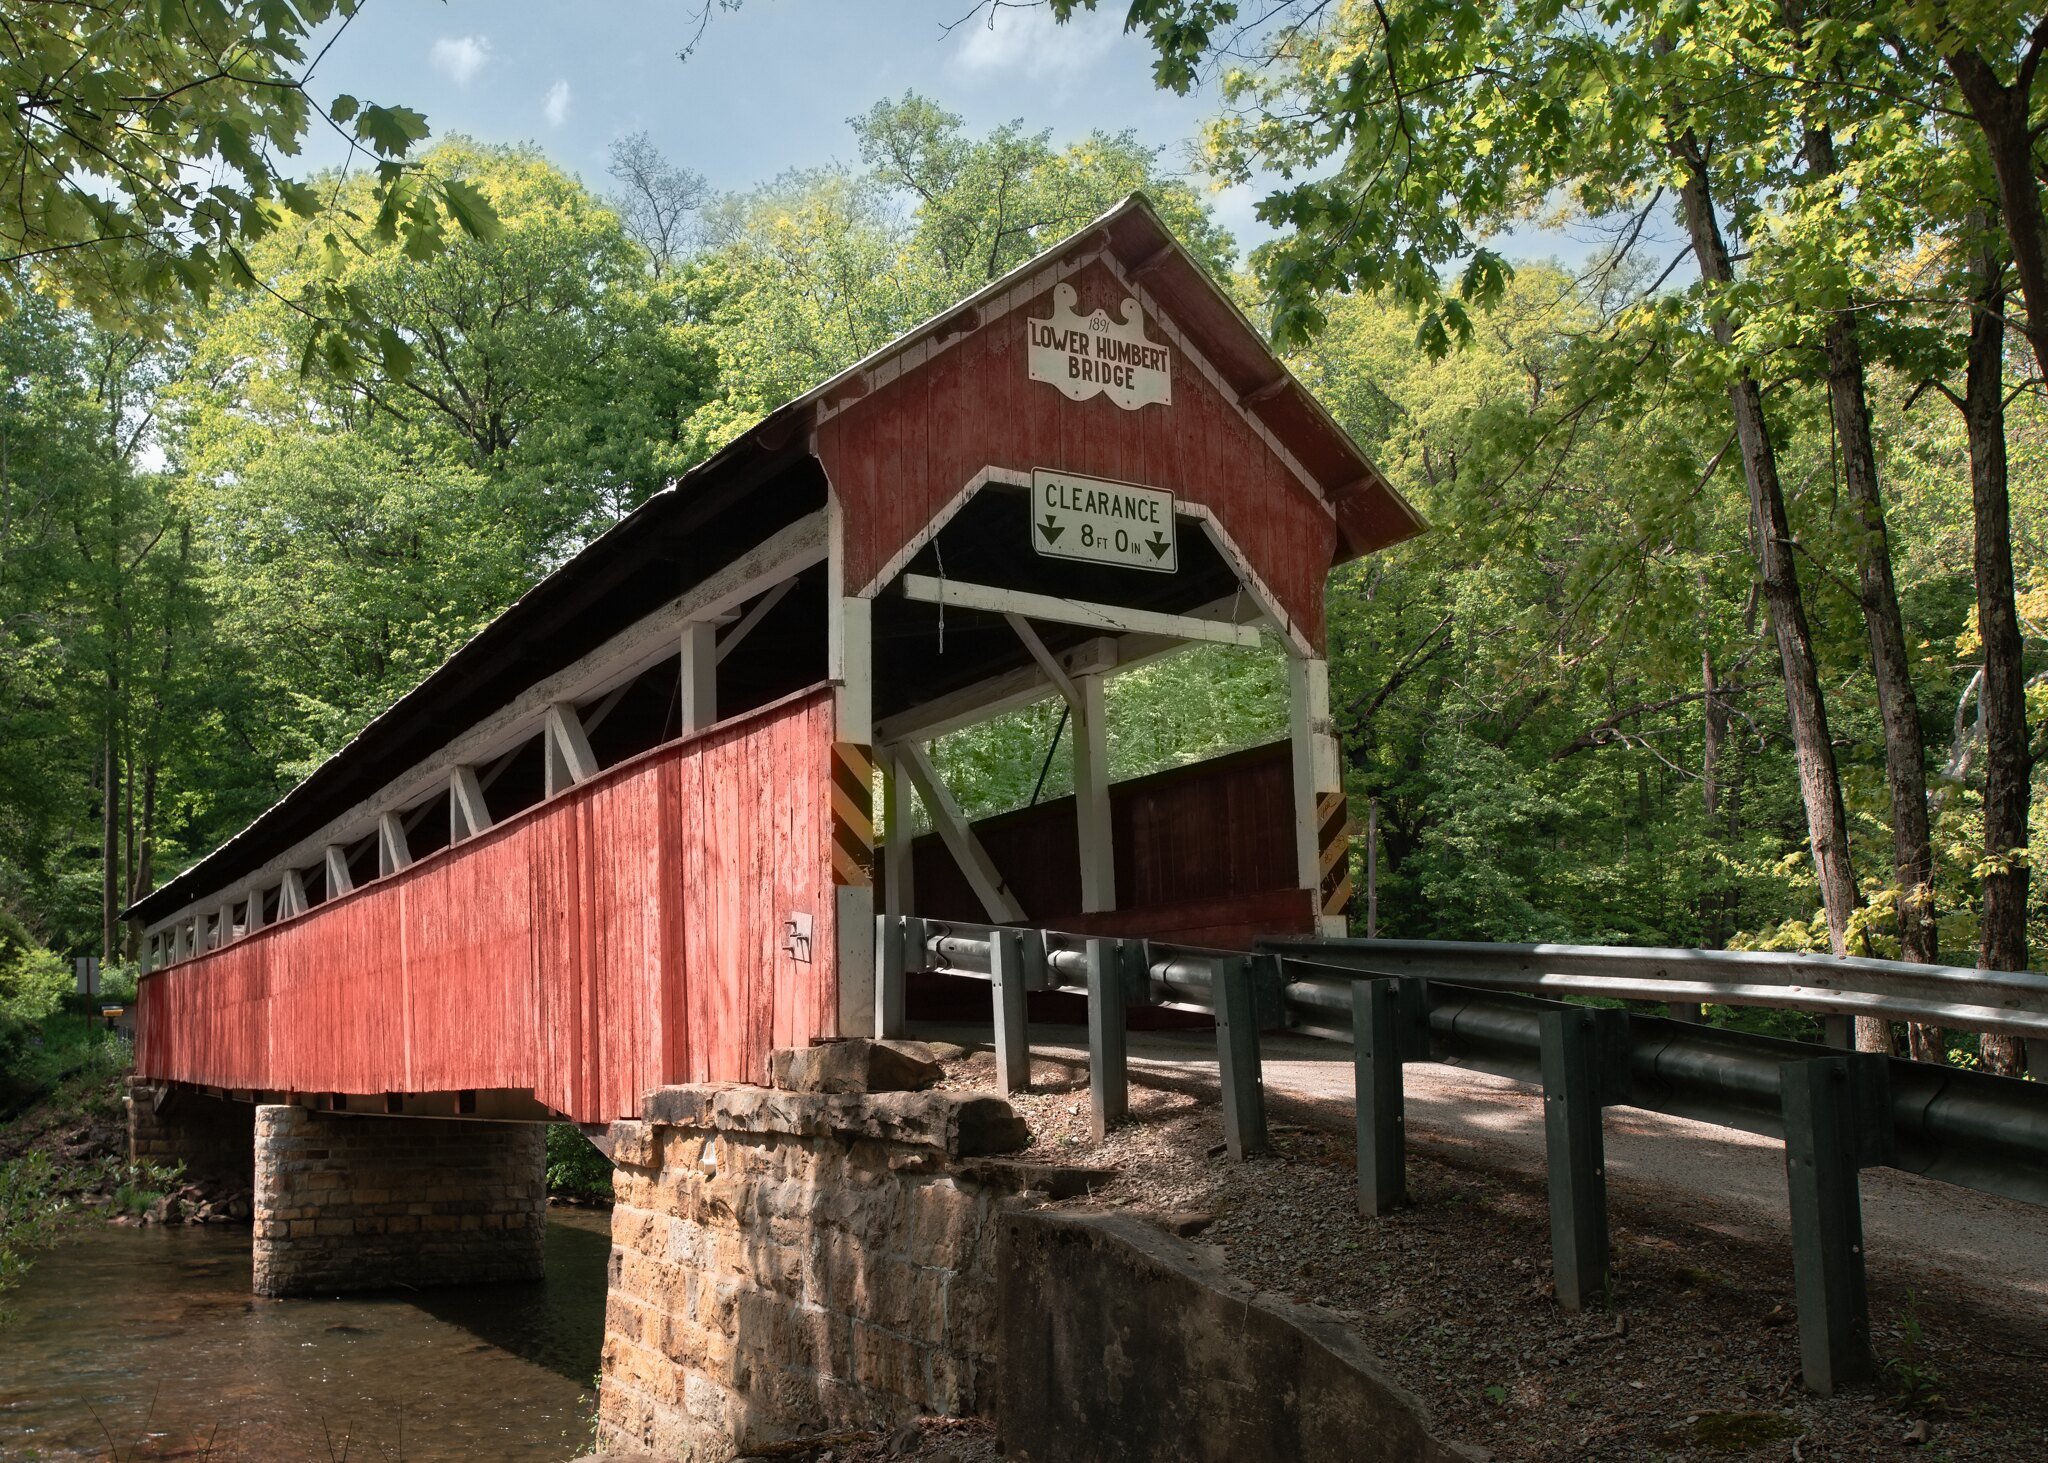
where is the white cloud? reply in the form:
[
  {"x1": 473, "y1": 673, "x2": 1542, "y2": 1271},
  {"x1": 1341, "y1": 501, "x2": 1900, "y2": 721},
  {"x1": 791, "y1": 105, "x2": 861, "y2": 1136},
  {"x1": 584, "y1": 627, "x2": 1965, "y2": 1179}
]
[
  {"x1": 544, "y1": 79, "x2": 572, "y2": 126},
  {"x1": 949, "y1": 4, "x2": 1121, "y2": 82},
  {"x1": 429, "y1": 35, "x2": 491, "y2": 87}
]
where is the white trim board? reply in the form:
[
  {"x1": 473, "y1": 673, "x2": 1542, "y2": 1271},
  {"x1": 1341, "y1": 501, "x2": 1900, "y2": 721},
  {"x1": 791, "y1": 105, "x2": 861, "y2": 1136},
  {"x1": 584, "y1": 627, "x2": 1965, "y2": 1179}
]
[{"x1": 898, "y1": 575, "x2": 1263, "y2": 649}]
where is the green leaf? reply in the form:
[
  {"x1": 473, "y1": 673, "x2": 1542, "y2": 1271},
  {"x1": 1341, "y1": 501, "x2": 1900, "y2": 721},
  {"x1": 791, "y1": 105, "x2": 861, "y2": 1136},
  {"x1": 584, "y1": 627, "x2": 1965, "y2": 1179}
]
[
  {"x1": 356, "y1": 104, "x2": 429, "y2": 158},
  {"x1": 376, "y1": 325, "x2": 416, "y2": 380},
  {"x1": 329, "y1": 93, "x2": 360, "y2": 124},
  {"x1": 438, "y1": 179, "x2": 501, "y2": 241}
]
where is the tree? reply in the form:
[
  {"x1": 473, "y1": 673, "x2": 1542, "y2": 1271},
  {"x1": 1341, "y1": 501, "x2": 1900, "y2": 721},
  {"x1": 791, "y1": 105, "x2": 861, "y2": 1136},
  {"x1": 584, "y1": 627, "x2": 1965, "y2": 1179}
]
[
  {"x1": 609, "y1": 133, "x2": 709, "y2": 279},
  {"x1": 1067, "y1": 0, "x2": 2046, "y2": 1055},
  {"x1": 175, "y1": 139, "x2": 715, "y2": 770},
  {"x1": 679, "y1": 94, "x2": 1235, "y2": 454},
  {"x1": 0, "y1": 0, "x2": 497, "y2": 355}
]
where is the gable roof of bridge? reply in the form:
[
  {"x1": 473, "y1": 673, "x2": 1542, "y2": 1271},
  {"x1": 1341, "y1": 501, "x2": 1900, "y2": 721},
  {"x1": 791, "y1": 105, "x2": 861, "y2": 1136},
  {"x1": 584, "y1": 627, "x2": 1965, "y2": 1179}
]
[{"x1": 127, "y1": 193, "x2": 1420, "y2": 928}]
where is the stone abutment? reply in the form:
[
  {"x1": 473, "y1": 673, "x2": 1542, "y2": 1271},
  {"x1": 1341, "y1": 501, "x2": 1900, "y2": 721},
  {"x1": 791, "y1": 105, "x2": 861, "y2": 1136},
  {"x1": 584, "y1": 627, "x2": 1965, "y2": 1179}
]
[{"x1": 596, "y1": 1044, "x2": 1036, "y2": 1461}]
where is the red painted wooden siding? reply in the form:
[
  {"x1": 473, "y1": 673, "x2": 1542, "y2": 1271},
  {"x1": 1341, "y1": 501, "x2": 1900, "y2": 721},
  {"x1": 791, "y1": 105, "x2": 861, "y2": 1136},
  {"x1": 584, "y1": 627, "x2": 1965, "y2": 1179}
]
[
  {"x1": 135, "y1": 688, "x2": 839, "y2": 1124},
  {"x1": 888, "y1": 741, "x2": 1313, "y2": 945},
  {"x1": 816, "y1": 259, "x2": 1341, "y2": 648}
]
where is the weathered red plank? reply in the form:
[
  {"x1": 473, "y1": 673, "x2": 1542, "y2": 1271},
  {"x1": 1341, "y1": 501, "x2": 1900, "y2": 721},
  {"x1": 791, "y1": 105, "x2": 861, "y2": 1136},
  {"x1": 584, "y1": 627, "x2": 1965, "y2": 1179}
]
[
  {"x1": 135, "y1": 688, "x2": 838, "y2": 1125},
  {"x1": 886, "y1": 741, "x2": 1308, "y2": 938}
]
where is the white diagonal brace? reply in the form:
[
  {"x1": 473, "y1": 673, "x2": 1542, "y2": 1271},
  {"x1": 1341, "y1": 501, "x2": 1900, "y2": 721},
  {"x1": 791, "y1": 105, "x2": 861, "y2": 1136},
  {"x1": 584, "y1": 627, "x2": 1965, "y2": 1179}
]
[
  {"x1": 717, "y1": 577, "x2": 797, "y2": 664},
  {"x1": 545, "y1": 701, "x2": 599, "y2": 796},
  {"x1": 378, "y1": 812, "x2": 413, "y2": 877},
  {"x1": 896, "y1": 741, "x2": 1025, "y2": 924},
  {"x1": 279, "y1": 868, "x2": 309, "y2": 919},
  {"x1": 324, "y1": 844, "x2": 354, "y2": 897},
  {"x1": 451, "y1": 765, "x2": 493, "y2": 840},
  {"x1": 1003, "y1": 612, "x2": 1078, "y2": 707}
]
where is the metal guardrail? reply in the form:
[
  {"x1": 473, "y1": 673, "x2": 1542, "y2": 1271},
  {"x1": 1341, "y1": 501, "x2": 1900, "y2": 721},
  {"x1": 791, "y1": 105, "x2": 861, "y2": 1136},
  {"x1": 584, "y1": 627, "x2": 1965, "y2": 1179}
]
[
  {"x1": 1266, "y1": 937, "x2": 2048, "y2": 1044},
  {"x1": 876, "y1": 915, "x2": 2048, "y2": 1399}
]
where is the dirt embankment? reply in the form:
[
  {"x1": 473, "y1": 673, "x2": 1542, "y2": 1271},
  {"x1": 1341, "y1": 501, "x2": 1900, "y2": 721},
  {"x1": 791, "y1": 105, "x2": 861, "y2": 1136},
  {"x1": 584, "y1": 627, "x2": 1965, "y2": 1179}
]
[
  {"x1": 934, "y1": 1047, "x2": 2048, "y2": 1463},
  {"x1": 1, "y1": 1056, "x2": 246, "y2": 1224}
]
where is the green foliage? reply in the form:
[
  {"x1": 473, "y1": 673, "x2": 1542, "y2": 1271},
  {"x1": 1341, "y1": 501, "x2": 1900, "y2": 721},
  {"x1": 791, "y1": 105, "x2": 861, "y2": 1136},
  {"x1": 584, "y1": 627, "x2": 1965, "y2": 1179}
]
[
  {"x1": 679, "y1": 94, "x2": 1233, "y2": 456},
  {"x1": 0, "y1": 1149, "x2": 65, "y2": 1299},
  {"x1": 545, "y1": 1125, "x2": 614, "y2": 1203},
  {"x1": 0, "y1": 946, "x2": 67, "y2": 1024},
  {"x1": 926, "y1": 641, "x2": 1288, "y2": 825},
  {"x1": 0, "y1": 1, "x2": 497, "y2": 359}
]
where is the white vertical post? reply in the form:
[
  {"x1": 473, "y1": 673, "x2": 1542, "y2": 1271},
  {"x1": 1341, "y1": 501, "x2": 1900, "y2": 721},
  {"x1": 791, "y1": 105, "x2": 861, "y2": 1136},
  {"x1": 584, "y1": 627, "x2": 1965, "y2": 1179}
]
[
  {"x1": 324, "y1": 844, "x2": 354, "y2": 897},
  {"x1": 244, "y1": 888, "x2": 266, "y2": 934},
  {"x1": 216, "y1": 901, "x2": 235, "y2": 947},
  {"x1": 1289, "y1": 651, "x2": 1350, "y2": 936},
  {"x1": 880, "y1": 745, "x2": 916, "y2": 921},
  {"x1": 1073, "y1": 670, "x2": 1116, "y2": 913},
  {"x1": 681, "y1": 618, "x2": 718, "y2": 735},
  {"x1": 280, "y1": 868, "x2": 309, "y2": 919},
  {"x1": 829, "y1": 505, "x2": 877, "y2": 1037}
]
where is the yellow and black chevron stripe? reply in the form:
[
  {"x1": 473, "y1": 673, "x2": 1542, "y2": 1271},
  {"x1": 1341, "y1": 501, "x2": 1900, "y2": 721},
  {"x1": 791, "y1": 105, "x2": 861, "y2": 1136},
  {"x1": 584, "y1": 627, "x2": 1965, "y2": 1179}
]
[
  {"x1": 1317, "y1": 789, "x2": 1354, "y2": 919},
  {"x1": 830, "y1": 741, "x2": 875, "y2": 887}
]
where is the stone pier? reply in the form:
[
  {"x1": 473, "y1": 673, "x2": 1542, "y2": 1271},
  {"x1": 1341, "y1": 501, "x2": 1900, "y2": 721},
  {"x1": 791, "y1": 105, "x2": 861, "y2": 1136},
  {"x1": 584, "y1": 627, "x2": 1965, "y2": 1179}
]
[
  {"x1": 252, "y1": 1105, "x2": 547, "y2": 1297},
  {"x1": 126, "y1": 1079, "x2": 256, "y2": 1198},
  {"x1": 597, "y1": 1042, "x2": 1038, "y2": 1462}
]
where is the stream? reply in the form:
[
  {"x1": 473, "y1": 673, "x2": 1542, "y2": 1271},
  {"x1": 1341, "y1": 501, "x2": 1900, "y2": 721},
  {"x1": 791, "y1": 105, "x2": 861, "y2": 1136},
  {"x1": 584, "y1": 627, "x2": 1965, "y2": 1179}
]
[{"x1": 0, "y1": 1209, "x2": 611, "y2": 1461}]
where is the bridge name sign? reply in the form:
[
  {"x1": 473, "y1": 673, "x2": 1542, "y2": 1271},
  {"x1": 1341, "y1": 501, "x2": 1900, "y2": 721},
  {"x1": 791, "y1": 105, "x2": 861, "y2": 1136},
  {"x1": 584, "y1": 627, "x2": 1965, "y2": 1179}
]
[
  {"x1": 1026, "y1": 283, "x2": 1172, "y2": 411},
  {"x1": 1031, "y1": 469, "x2": 1178, "y2": 573}
]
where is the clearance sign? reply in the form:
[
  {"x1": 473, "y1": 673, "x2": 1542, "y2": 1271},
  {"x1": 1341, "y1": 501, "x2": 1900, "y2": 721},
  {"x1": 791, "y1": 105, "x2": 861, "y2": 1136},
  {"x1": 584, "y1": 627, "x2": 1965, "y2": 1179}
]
[
  {"x1": 1031, "y1": 469, "x2": 1178, "y2": 573},
  {"x1": 1026, "y1": 283, "x2": 1172, "y2": 411}
]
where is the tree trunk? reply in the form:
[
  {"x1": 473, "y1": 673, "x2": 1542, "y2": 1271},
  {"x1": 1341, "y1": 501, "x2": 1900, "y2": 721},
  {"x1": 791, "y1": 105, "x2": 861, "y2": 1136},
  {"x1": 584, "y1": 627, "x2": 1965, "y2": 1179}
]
[
  {"x1": 1963, "y1": 233, "x2": 2033, "y2": 1078},
  {"x1": 1948, "y1": 38, "x2": 2048, "y2": 389},
  {"x1": 1700, "y1": 643, "x2": 1732, "y2": 949},
  {"x1": 1788, "y1": 118, "x2": 1933, "y2": 1056},
  {"x1": 100, "y1": 728, "x2": 118, "y2": 963},
  {"x1": 1671, "y1": 143, "x2": 1863, "y2": 981}
]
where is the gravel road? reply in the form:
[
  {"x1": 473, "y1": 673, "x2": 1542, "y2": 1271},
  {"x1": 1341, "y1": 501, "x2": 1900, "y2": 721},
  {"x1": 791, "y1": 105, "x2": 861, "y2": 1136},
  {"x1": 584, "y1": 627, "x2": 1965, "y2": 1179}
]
[{"x1": 925, "y1": 1021, "x2": 2048, "y2": 1318}]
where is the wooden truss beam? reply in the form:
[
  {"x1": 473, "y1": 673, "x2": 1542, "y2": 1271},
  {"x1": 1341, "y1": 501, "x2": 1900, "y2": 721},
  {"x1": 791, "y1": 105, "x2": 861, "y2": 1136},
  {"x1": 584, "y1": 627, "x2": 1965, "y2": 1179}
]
[
  {"x1": 895, "y1": 741, "x2": 1025, "y2": 924},
  {"x1": 899, "y1": 575, "x2": 1263, "y2": 648}
]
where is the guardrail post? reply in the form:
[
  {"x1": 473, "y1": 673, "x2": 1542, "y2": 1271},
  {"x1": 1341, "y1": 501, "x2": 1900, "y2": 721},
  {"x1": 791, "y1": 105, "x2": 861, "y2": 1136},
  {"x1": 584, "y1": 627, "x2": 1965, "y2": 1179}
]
[
  {"x1": 1781, "y1": 1053, "x2": 1892, "y2": 1396},
  {"x1": 874, "y1": 914, "x2": 907, "y2": 1040},
  {"x1": 990, "y1": 928, "x2": 1030, "y2": 1095},
  {"x1": 1539, "y1": 1006, "x2": 1631, "y2": 1311},
  {"x1": 1353, "y1": 978, "x2": 1406, "y2": 1216},
  {"x1": 1213, "y1": 955, "x2": 1269, "y2": 1159},
  {"x1": 1086, "y1": 937, "x2": 1129, "y2": 1140},
  {"x1": 1822, "y1": 1015, "x2": 1854, "y2": 1050}
]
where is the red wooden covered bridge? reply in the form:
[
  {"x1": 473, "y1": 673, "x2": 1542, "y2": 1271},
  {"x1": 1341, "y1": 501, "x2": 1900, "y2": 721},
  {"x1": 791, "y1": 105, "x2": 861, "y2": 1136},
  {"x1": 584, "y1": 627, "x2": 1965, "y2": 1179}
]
[{"x1": 127, "y1": 196, "x2": 1423, "y2": 1126}]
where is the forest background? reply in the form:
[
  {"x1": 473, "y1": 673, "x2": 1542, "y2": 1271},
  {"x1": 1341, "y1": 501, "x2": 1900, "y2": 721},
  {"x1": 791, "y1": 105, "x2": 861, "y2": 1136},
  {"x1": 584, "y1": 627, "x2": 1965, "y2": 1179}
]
[{"x1": 0, "y1": 0, "x2": 2042, "y2": 1083}]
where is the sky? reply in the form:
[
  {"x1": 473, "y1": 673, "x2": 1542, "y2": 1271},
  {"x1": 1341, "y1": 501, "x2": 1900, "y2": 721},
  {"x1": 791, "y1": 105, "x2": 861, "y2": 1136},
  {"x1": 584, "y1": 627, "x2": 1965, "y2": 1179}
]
[{"x1": 297, "y1": 0, "x2": 1277, "y2": 247}]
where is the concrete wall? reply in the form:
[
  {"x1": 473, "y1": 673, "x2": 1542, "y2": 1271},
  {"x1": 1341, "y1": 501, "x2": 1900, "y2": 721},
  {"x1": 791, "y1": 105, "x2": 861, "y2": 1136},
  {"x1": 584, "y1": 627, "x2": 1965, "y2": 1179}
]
[
  {"x1": 998, "y1": 1211, "x2": 1478, "y2": 1463},
  {"x1": 252, "y1": 1105, "x2": 546, "y2": 1297},
  {"x1": 126, "y1": 1080, "x2": 255, "y2": 1198},
  {"x1": 597, "y1": 1081, "x2": 1032, "y2": 1463}
]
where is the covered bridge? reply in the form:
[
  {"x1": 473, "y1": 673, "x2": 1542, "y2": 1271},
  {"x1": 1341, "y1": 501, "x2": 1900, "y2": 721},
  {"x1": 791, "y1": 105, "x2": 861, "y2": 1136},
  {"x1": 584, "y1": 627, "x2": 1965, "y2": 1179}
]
[{"x1": 126, "y1": 194, "x2": 1423, "y2": 1127}]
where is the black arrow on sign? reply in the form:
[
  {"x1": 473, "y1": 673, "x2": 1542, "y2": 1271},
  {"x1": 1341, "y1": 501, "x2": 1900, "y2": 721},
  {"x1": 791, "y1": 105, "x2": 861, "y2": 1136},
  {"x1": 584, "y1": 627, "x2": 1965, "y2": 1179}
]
[
  {"x1": 1039, "y1": 516, "x2": 1065, "y2": 545},
  {"x1": 1148, "y1": 534, "x2": 1171, "y2": 559}
]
